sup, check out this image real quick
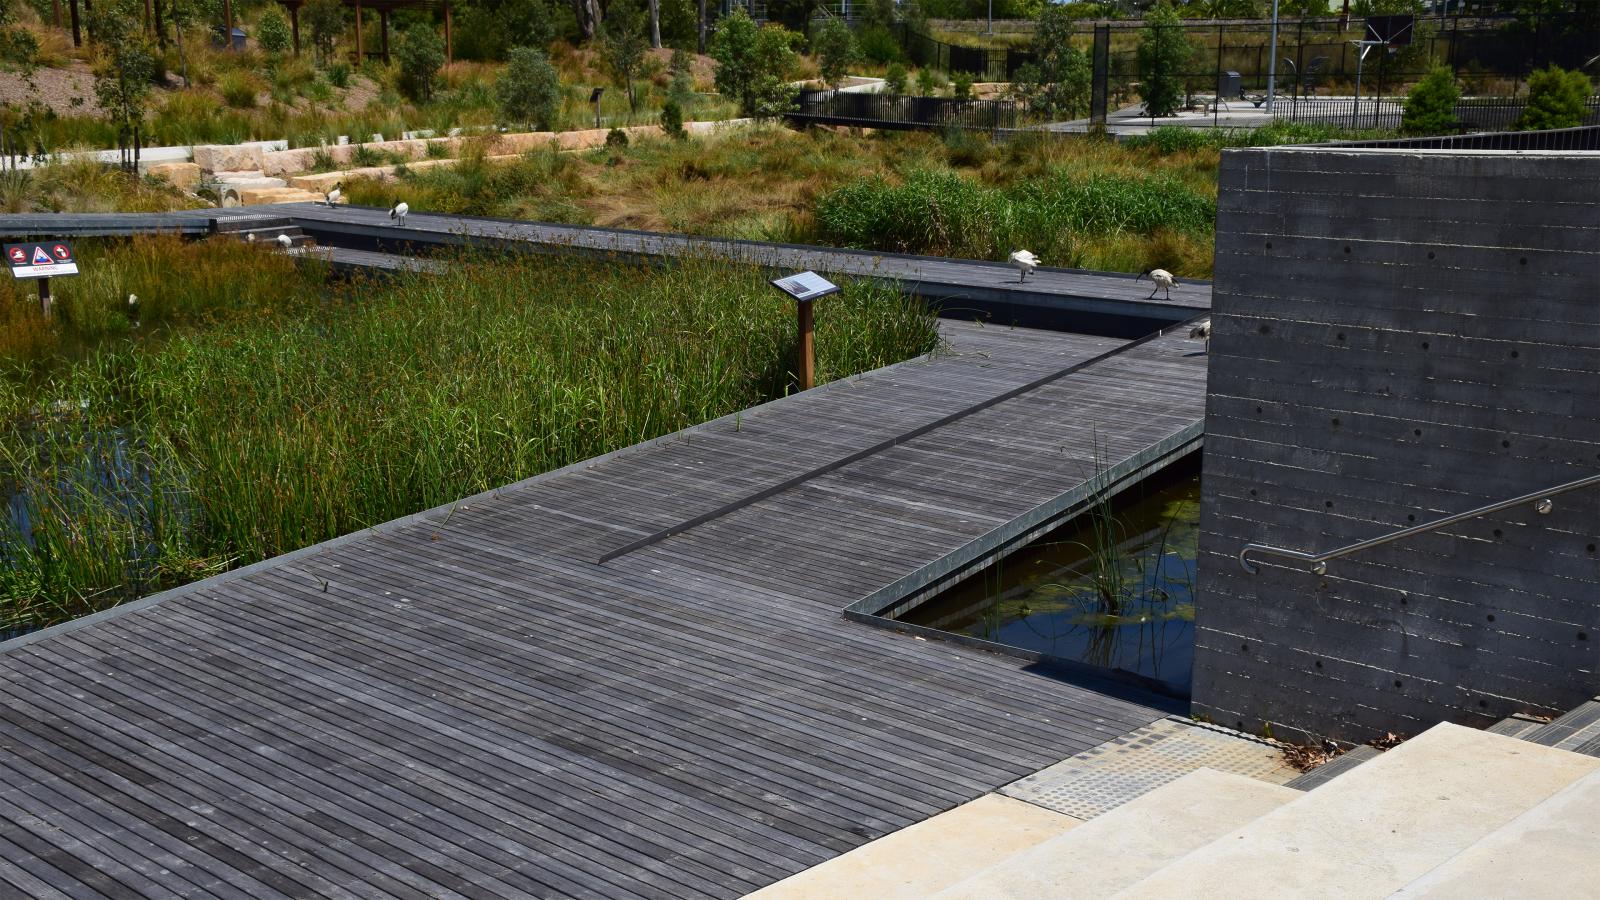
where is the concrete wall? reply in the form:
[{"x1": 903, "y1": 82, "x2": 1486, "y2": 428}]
[{"x1": 1193, "y1": 147, "x2": 1600, "y2": 745}]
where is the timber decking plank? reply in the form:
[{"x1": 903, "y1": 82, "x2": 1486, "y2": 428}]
[{"x1": 0, "y1": 314, "x2": 1201, "y2": 897}]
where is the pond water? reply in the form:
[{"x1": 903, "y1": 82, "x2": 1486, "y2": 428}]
[{"x1": 898, "y1": 456, "x2": 1201, "y2": 697}]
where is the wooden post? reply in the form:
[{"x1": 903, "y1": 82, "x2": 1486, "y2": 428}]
[
  {"x1": 379, "y1": 8, "x2": 389, "y2": 64},
  {"x1": 37, "y1": 278, "x2": 52, "y2": 319},
  {"x1": 291, "y1": 2, "x2": 300, "y2": 55},
  {"x1": 223, "y1": 0, "x2": 233, "y2": 49},
  {"x1": 443, "y1": 0, "x2": 452, "y2": 65},
  {"x1": 69, "y1": 0, "x2": 80, "y2": 46},
  {"x1": 143, "y1": 0, "x2": 152, "y2": 33},
  {"x1": 796, "y1": 300, "x2": 815, "y2": 391},
  {"x1": 52, "y1": 0, "x2": 61, "y2": 28},
  {"x1": 355, "y1": 0, "x2": 363, "y2": 63}
]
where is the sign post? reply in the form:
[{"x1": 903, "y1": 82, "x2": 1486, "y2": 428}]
[
  {"x1": 6, "y1": 240, "x2": 80, "y2": 318},
  {"x1": 769, "y1": 271, "x2": 840, "y2": 392}
]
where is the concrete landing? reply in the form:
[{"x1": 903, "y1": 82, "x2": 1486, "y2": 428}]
[
  {"x1": 1112, "y1": 723, "x2": 1600, "y2": 899},
  {"x1": 743, "y1": 794, "x2": 1077, "y2": 900},
  {"x1": 934, "y1": 769, "x2": 1298, "y2": 900}
]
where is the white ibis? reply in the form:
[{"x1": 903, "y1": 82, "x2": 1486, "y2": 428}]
[
  {"x1": 276, "y1": 233, "x2": 293, "y2": 249},
  {"x1": 1008, "y1": 250, "x2": 1040, "y2": 283},
  {"x1": 127, "y1": 293, "x2": 139, "y2": 326},
  {"x1": 245, "y1": 232, "x2": 256, "y2": 243},
  {"x1": 389, "y1": 201, "x2": 409, "y2": 227},
  {"x1": 1189, "y1": 318, "x2": 1211, "y2": 351},
  {"x1": 325, "y1": 183, "x2": 342, "y2": 207},
  {"x1": 1138, "y1": 268, "x2": 1176, "y2": 300}
]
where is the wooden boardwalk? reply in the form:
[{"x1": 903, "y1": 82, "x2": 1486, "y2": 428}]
[
  {"x1": 0, "y1": 316, "x2": 1206, "y2": 898},
  {"x1": 0, "y1": 207, "x2": 1209, "y2": 332}
]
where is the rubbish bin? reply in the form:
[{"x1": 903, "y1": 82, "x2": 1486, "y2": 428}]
[
  {"x1": 1218, "y1": 71, "x2": 1242, "y2": 100},
  {"x1": 212, "y1": 25, "x2": 246, "y2": 51}
]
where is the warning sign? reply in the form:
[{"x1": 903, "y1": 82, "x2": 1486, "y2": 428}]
[{"x1": 5, "y1": 240, "x2": 79, "y2": 279}]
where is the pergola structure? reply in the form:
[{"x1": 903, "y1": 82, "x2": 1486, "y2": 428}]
[{"x1": 277, "y1": 0, "x2": 454, "y2": 65}]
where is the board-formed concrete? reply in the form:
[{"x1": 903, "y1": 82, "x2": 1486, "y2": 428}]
[{"x1": 1192, "y1": 147, "x2": 1600, "y2": 744}]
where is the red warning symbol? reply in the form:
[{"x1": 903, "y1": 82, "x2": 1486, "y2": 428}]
[
  {"x1": 52, "y1": 244, "x2": 71, "y2": 260},
  {"x1": 6, "y1": 247, "x2": 23, "y2": 264}
]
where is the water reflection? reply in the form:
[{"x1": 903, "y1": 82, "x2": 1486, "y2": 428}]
[{"x1": 901, "y1": 458, "x2": 1200, "y2": 696}]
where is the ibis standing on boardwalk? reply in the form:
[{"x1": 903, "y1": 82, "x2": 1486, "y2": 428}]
[
  {"x1": 1138, "y1": 268, "x2": 1176, "y2": 300},
  {"x1": 390, "y1": 202, "x2": 409, "y2": 227},
  {"x1": 325, "y1": 183, "x2": 342, "y2": 207},
  {"x1": 276, "y1": 233, "x2": 293, "y2": 249},
  {"x1": 1008, "y1": 250, "x2": 1040, "y2": 283}
]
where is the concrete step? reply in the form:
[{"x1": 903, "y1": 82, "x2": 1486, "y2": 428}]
[
  {"x1": 1109, "y1": 723, "x2": 1600, "y2": 900},
  {"x1": 932, "y1": 769, "x2": 1297, "y2": 900},
  {"x1": 1390, "y1": 768, "x2": 1600, "y2": 899},
  {"x1": 1522, "y1": 697, "x2": 1600, "y2": 752},
  {"x1": 743, "y1": 794, "x2": 1077, "y2": 900},
  {"x1": 1487, "y1": 712, "x2": 1550, "y2": 739},
  {"x1": 1283, "y1": 744, "x2": 1382, "y2": 791}
]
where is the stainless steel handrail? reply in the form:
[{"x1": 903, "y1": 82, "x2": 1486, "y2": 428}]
[{"x1": 1239, "y1": 472, "x2": 1600, "y2": 574}]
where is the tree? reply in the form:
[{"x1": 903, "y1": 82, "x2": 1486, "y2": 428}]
[
  {"x1": 569, "y1": 0, "x2": 602, "y2": 41},
  {"x1": 256, "y1": 4, "x2": 293, "y2": 55},
  {"x1": 709, "y1": 9, "x2": 798, "y2": 118},
  {"x1": 1518, "y1": 65, "x2": 1592, "y2": 131},
  {"x1": 668, "y1": 46, "x2": 694, "y2": 105},
  {"x1": 453, "y1": 0, "x2": 554, "y2": 62},
  {"x1": 1015, "y1": 1, "x2": 1091, "y2": 119},
  {"x1": 397, "y1": 24, "x2": 446, "y2": 102},
  {"x1": 496, "y1": 45, "x2": 562, "y2": 128},
  {"x1": 600, "y1": 0, "x2": 648, "y2": 113},
  {"x1": 1401, "y1": 66, "x2": 1459, "y2": 135},
  {"x1": 660, "y1": 97, "x2": 685, "y2": 138},
  {"x1": 89, "y1": 0, "x2": 155, "y2": 169},
  {"x1": 811, "y1": 15, "x2": 855, "y2": 89},
  {"x1": 649, "y1": 0, "x2": 660, "y2": 48},
  {"x1": 304, "y1": 0, "x2": 347, "y2": 66},
  {"x1": 1137, "y1": 0, "x2": 1191, "y2": 118}
]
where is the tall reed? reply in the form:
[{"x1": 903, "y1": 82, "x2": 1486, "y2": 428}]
[{"x1": 0, "y1": 243, "x2": 940, "y2": 630}]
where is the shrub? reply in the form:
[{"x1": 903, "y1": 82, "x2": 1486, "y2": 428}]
[
  {"x1": 710, "y1": 9, "x2": 799, "y2": 118},
  {"x1": 952, "y1": 71, "x2": 973, "y2": 101},
  {"x1": 916, "y1": 66, "x2": 942, "y2": 96},
  {"x1": 884, "y1": 62, "x2": 907, "y2": 95},
  {"x1": 397, "y1": 25, "x2": 446, "y2": 102},
  {"x1": 425, "y1": 140, "x2": 450, "y2": 159},
  {"x1": 1138, "y1": 0, "x2": 1192, "y2": 117},
  {"x1": 812, "y1": 16, "x2": 856, "y2": 89},
  {"x1": 497, "y1": 46, "x2": 563, "y2": 130},
  {"x1": 256, "y1": 5, "x2": 293, "y2": 55},
  {"x1": 1518, "y1": 65, "x2": 1592, "y2": 131},
  {"x1": 856, "y1": 24, "x2": 901, "y2": 64},
  {"x1": 1401, "y1": 66, "x2": 1459, "y2": 135},
  {"x1": 219, "y1": 71, "x2": 260, "y2": 108},
  {"x1": 326, "y1": 60, "x2": 352, "y2": 88},
  {"x1": 660, "y1": 98, "x2": 686, "y2": 139},
  {"x1": 606, "y1": 127, "x2": 629, "y2": 148}
]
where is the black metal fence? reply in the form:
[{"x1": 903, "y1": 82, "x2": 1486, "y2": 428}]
[
  {"x1": 1326, "y1": 123, "x2": 1600, "y2": 150},
  {"x1": 1269, "y1": 94, "x2": 1600, "y2": 130},
  {"x1": 788, "y1": 90, "x2": 1025, "y2": 131},
  {"x1": 888, "y1": 10, "x2": 1600, "y2": 117}
]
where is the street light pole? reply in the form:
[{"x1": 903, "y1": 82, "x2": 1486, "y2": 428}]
[
  {"x1": 987, "y1": 0, "x2": 993, "y2": 36},
  {"x1": 1265, "y1": 0, "x2": 1281, "y2": 112}
]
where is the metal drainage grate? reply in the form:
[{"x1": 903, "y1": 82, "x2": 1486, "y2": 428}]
[{"x1": 1001, "y1": 716, "x2": 1300, "y2": 820}]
